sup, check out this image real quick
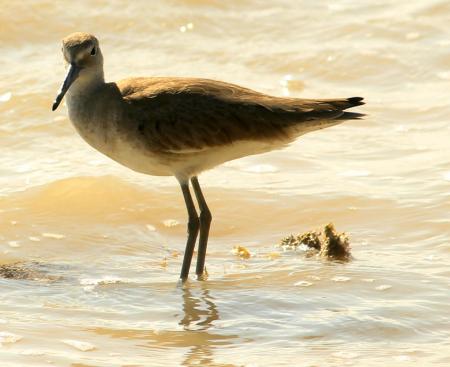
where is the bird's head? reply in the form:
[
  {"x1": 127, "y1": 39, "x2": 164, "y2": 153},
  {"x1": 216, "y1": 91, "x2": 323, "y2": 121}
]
[{"x1": 52, "y1": 32, "x2": 104, "y2": 111}]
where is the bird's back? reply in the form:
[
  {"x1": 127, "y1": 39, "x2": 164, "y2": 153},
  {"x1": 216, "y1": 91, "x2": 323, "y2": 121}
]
[{"x1": 115, "y1": 77, "x2": 364, "y2": 154}]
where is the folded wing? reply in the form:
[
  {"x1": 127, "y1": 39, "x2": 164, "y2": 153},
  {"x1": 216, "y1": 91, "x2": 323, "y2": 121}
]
[{"x1": 118, "y1": 77, "x2": 364, "y2": 153}]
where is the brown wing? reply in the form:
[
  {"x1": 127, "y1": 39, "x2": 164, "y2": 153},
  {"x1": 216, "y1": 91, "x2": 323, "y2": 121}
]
[{"x1": 118, "y1": 77, "x2": 364, "y2": 153}]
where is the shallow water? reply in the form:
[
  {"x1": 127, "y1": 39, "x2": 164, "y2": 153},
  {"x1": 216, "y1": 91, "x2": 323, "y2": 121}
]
[{"x1": 1, "y1": 0, "x2": 450, "y2": 366}]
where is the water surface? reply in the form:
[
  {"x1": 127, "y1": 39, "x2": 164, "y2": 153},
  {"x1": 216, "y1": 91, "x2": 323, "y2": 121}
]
[{"x1": 0, "y1": 1, "x2": 449, "y2": 366}]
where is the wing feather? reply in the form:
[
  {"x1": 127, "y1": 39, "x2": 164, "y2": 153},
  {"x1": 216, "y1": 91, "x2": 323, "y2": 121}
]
[{"x1": 117, "y1": 77, "x2": 364, "y2": 153}]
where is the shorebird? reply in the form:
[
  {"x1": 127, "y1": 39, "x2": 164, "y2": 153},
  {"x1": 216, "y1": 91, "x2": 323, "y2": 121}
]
[{"x1": 52, "y1": 32, "x2": 364, "y2": 281}]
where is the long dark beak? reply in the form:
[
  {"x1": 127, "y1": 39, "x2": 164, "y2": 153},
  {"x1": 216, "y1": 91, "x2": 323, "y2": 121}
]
[{"x1": 52, "y1": 63, "x2": 81, "y2": 111}]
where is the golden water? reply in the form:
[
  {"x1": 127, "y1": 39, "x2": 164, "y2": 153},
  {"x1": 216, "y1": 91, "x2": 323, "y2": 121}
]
[{"x1": 1, "y1": 1, "x2": 449, "y2": 366}]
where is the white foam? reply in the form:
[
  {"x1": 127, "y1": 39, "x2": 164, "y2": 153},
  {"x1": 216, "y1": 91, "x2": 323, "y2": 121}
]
[
  {"x1": 332, "y1": 276, "x2": 351, "y2": 282},
  {"x1": 375, "y1": 284, "x2": 392, "y2": 291},
  {"x1": 80, "y1": 276, "x2": 122, "y2": 286},
  {"x1": 0, "y1": 92, "x2": 12, "y2": 102},
  {"x1": 0, "y1": 331, "x2": 23, "y2": 345},
  {"x1": 294, "y1": 280, "x2": 313, "y2": 287},
  {"x1": 62, "y1": 339, "x2": 95, "y2": 352},
  {"x1": 42, "y1": 232, "x2": 66, "y2": 240},
  {"x1": 163, "y1": 219, "x2": 179, "y2": 227}
]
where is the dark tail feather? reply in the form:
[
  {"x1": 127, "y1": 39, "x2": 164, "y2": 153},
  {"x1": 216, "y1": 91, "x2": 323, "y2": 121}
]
[
  {"x1": 337, "y1": 111, "x2": 366, "y2": 120},
  {"x1": 340, "y1": 97, "x2": 365, "y2": 119},
  {"x1": 318, "y1": 96, "x2": 365, "y2": 111},
  {"x1": 346, "y1": 97, "x2": 365, "y2": 108}
]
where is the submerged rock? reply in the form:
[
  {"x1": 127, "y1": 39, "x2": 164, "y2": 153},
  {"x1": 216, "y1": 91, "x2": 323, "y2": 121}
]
[
  {"x1": 278, "y1": 223, "x2": 351, "y2": 261},
  {"x1": 319, "y1": 223, "x2": 351, "y2": 261},
  {"x1": 0, "y1": 262, "x2": 62, "y2": 282}
]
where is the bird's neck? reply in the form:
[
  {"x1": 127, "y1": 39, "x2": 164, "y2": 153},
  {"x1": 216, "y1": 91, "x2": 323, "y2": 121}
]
[
  {"x1": 65, "y1": 69, "x2": 107, "y2": 129},
  {"x1": 67, "y1": 69, "x2": 105, "y2": 104}
]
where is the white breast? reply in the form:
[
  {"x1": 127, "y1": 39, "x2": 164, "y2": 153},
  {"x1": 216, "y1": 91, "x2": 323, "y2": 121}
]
[{"x1": 109, "y1": 137, "x2": 174, "y2": 176}]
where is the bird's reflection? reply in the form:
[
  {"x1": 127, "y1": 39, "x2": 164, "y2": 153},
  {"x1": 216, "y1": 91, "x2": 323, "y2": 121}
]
[
  {"x1": 89, "y1": 284, "x2": 237, "y2": 366},
  {"x1": 179, "y1": 285, "x2": 219, "y2": 330},
  {"x1": 179, "y1": 284, "x2": 236, "y2": 367}
]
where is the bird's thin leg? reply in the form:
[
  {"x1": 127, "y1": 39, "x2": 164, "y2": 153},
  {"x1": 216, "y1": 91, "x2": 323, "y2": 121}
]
[
  {"x1": 191, "y1": 176, "x2": 212, "y2": 278},
  {"x1": 179, "y1": 180, "x2": 200, "y2": 281}
]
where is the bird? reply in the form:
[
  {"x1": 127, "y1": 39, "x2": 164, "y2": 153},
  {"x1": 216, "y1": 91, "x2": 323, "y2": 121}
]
[{"x1": 52, "y1": 32, "x2": 364, "y2": 282}]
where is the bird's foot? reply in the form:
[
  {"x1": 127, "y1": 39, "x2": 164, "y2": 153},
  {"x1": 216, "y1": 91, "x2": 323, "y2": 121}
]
[{"x1": 196, "y1": 267, "x2": 208, "y2": 281}]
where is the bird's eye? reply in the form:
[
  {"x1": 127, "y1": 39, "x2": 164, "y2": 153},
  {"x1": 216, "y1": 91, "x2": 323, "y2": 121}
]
[{"x1": 90, "y1": 47, "x2": 96, "y2": 56}]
